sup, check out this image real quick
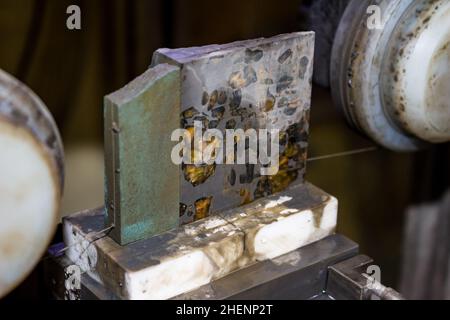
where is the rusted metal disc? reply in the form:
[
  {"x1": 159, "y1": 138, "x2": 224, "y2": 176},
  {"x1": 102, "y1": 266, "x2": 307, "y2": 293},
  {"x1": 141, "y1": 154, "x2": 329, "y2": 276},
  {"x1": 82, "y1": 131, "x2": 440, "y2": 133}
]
[
  {"x1": 0, "y1": 69, "x2": 64, "y2": 298},
  {"x1": 331, "y1": 0, "x2": 450, "y2": 151}
]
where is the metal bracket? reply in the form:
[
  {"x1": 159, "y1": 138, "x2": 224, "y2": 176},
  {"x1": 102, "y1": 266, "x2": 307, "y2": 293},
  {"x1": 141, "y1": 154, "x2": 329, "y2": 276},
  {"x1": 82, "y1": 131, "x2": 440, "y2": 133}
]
[{"x1": 327, "y1": 255, "x2": 404, "y2": 300}]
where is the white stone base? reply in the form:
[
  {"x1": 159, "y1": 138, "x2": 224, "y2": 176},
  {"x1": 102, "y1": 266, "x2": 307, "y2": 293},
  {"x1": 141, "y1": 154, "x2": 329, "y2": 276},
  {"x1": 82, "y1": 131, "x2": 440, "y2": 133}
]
[{"x1": 63, "y1": 182, "x2": 337, "y2": 300}]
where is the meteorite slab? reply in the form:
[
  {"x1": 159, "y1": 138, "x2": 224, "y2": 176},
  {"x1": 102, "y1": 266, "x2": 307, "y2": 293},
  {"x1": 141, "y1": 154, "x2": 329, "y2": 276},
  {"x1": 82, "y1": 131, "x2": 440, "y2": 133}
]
[
  {"x1": 152, "y1": 32, "x2": 315, "y2": 225},
  {"x1": 104, "y1": 64, "x2": 181, "y2": 245},
  {"x1": 63, "y1": 182, "x2": 337, "y2": 300}
]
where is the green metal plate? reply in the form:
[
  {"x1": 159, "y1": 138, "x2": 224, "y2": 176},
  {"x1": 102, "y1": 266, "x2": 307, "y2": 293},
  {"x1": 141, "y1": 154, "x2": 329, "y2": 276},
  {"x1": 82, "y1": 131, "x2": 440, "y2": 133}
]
[{"x1": 104, "y1": 64, "x2": 181, "y2": 245}]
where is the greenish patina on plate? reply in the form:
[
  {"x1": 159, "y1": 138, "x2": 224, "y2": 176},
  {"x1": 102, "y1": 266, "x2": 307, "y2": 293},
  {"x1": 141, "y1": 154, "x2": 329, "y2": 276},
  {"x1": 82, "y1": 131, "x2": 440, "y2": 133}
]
[{"x1": 104, "y1": 64, "x2": 180, "y2": 245}]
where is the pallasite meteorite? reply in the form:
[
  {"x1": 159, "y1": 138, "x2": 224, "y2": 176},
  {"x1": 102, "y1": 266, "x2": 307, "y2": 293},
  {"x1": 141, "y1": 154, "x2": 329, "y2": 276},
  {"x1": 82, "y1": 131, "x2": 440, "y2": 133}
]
[
  {"x1": 104, "y1": 32, "x2": 315, "y2": 244},
  {"x1": 152, "y1": 32, "x2": 315, "y2": 225},
  {"x1": 64, "y1": 32, "x2": 340, "y2": 300}
]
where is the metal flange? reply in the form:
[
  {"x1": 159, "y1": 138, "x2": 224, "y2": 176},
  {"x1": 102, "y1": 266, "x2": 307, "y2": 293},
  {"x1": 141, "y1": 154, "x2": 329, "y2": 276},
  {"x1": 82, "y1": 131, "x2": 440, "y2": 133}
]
[{"x1": 331, "y1": 0, "x2": 450, "y2": 151}]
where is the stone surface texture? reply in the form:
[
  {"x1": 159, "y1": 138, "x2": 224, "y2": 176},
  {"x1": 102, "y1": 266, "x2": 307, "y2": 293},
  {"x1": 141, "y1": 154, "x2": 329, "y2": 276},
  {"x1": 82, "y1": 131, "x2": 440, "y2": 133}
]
[
  {"x1": 152, "y1": 32, "x2": 315, "y2": 225},
  {"x1": 63, "y1": 182, "x2": 337, "y2": 300}
]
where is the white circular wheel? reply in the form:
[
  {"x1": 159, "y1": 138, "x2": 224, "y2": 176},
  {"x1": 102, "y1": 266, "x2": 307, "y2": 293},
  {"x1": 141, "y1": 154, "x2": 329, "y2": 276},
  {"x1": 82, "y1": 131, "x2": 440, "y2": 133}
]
[
  {"x1": 331, "y1": 0, "x2": 450, "y2": 151},
  {"x1": 0, "y1": 69, "x2": 64, "y2": 298}
]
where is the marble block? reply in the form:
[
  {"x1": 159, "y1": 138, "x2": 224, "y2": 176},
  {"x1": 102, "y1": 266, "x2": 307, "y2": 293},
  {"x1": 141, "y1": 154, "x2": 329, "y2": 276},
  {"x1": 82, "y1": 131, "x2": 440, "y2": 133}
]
[{"x1": 63, "y1": 182, "x2": 337, "y2": 300}]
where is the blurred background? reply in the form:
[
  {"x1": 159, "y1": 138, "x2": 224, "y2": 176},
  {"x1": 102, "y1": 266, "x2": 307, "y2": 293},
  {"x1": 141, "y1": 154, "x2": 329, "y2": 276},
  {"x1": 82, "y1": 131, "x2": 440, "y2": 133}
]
[{"x1": 1, "y1": 0, "x2": 449, "y2": 299}]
